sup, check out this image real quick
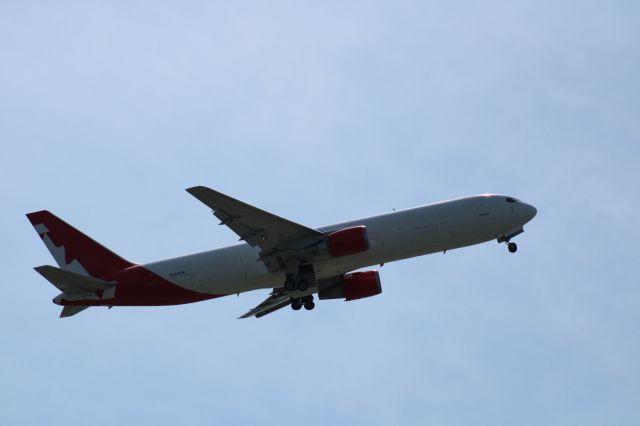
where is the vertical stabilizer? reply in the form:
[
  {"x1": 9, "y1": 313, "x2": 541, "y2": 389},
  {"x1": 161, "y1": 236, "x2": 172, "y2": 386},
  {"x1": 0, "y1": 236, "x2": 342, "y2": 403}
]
[{"x1": 26, "y1": 211, "x2": 134, "y2": 279}]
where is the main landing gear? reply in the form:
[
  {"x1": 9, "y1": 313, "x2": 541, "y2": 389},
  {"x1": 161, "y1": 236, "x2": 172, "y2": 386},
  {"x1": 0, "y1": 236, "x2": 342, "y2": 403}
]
[
  {"x1": 507, "y1": 242, "x2": 518, "y2": 253},
  {"x1": 291, "y1": 295, "x2": 315, "y2": 311},
  {"x1": 284, "y1": 262, "x2": 314, "y2": 292},
  {"x1": 284, "y1": 260, "x2": 316, "y2": 312},
  {"x1": 284, "y1": 274, "x2": 310, "y2": 292}
]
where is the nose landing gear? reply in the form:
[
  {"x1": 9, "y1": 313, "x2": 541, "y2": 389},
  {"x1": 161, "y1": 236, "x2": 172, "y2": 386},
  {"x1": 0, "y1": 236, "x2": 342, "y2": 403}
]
[{"x1": 498, "y1": 228, "x2": 524, "y2": 254}]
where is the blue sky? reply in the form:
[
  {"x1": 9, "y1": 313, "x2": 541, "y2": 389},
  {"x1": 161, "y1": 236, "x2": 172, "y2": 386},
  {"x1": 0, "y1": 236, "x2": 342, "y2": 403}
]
[{"x1": 1, "y1": 1, "x2": 638, "y2": 425}]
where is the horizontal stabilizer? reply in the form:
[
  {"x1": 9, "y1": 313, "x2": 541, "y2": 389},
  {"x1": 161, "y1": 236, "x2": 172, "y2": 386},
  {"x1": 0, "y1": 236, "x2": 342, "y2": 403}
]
[
  {"x1": 60, "y1": 306, "x2": 90, "y2": 318},
  {"x1": 34, "y1": 265, "x2": 115, "y2": 295}
]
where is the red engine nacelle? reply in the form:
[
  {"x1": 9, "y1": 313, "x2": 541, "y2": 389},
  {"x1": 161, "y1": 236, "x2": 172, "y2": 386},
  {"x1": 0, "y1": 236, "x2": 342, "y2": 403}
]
[
  {"x1": 326, "y1": 226, "x2": 369, "y2": 257},
  {"x1": 318, "y1": 270, "x2": 382, "y2": 301}
]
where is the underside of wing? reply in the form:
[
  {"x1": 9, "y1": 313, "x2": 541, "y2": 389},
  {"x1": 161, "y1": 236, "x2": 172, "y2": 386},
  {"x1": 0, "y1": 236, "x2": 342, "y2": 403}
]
[
  {"x1": 187, "y1": 186, "x2": 322, "y2": 250},
  {"x1": 187, "y1": 186, "x2": 324, "y2": 271}
]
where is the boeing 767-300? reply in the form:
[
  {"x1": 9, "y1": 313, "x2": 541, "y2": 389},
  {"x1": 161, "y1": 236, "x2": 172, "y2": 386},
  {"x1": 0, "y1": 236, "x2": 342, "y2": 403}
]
[{"x1": 27, "y1": 187, "x2": 537, "y2": 318}]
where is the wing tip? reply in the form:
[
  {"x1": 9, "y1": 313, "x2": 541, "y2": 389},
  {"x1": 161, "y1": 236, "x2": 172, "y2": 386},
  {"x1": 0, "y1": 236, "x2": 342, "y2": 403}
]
[
  {"x1": 33, "y1": 265, "x2": 53, "y2": 275},
  {"x1": 59, "y1": 306, "x2": 90, "y2": 318},
  {"x1": 186, "y1": 185, "x2": 207, "y2": 194}
]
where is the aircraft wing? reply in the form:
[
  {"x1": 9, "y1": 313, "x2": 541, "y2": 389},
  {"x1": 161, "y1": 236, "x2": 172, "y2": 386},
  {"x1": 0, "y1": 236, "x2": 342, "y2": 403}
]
[
  {"x1": 186, "y1": 186, "x2": 323, "y2": 255},
  {"x1": 238, "y1": 289, "x2": 292, "y2": 319},
  {"x1": 239, "y1": 275, "x2": 344, "y2": 319}
]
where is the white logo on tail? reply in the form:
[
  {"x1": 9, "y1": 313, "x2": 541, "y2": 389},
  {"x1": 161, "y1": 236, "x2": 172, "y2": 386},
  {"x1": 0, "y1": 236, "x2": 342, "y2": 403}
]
[{"x1": 34, "y1": 223, "x2": 90, "y2": 276}]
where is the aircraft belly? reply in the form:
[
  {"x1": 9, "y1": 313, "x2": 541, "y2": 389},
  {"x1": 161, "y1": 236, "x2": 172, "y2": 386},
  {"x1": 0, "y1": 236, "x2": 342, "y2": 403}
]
[{"x1": 189, "y1": 259, "x2": 269, "y2": 295}]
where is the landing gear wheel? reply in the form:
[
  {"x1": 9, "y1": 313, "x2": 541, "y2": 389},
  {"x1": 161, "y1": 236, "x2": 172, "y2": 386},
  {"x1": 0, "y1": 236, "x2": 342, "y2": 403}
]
[
  {"x1": 284, "y1": 275, "x2": 296, "y2": 291},
  {"x1": 508, "y1": 242, "x2": 518, "y2": 253},
  {"x1": 291, "y1": 299, "x2": 302, "y2": 310},
  {"x1": 296, "y1": 279, "x2": 309, "y2": 292},
  {"x1": 304, "y1": 301, "x2": 315, "y2": 311}
]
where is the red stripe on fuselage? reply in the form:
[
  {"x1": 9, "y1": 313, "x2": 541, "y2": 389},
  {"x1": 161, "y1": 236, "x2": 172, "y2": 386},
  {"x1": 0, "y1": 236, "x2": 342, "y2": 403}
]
[{"x1": 58, "y1": 265, "x2": 224, "y2": 307}]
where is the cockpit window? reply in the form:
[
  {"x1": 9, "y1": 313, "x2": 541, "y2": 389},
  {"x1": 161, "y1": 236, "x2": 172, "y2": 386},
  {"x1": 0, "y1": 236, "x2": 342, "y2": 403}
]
[{"x1": 506, "y1": 197, "x2": 518, "y2": 203}]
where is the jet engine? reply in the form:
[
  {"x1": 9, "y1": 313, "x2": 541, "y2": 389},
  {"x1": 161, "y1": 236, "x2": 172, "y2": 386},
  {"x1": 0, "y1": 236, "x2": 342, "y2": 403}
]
[
  {"x1": 318, "y1": 270, "x2": 382, "y2": 301},
  {"x1": 326, "y1": 226, "x2": 369, "y2": 257}
]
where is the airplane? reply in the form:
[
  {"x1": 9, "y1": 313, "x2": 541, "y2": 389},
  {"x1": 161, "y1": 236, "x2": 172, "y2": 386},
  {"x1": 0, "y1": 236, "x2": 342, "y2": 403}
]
[{"x1": 27, "y1": 187, "x2": 537, "y2": 318}]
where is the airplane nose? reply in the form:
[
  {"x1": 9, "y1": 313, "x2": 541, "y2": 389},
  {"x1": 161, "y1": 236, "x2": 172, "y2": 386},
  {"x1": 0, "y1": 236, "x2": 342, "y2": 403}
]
[{"x1": 524, "y1": 203, "x2": 537, "y2": 222}]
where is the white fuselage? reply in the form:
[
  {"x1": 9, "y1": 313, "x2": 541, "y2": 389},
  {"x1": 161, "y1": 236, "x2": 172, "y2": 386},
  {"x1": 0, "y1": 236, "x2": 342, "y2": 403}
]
[{"x1": 142, "y1": 195, "x2": 537, "y2": 295}]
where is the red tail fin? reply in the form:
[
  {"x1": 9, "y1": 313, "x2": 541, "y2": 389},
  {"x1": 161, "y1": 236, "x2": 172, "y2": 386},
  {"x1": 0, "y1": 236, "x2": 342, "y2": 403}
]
[{"x1": 26, "y1": 210, "x2": 134, "y2": 279}]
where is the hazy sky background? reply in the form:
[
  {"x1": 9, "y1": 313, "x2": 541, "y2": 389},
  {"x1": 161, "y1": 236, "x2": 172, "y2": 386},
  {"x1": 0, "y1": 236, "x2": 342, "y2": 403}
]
[{"x1": 1, "y1": 1, "x2": 638, "y2": 425}]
